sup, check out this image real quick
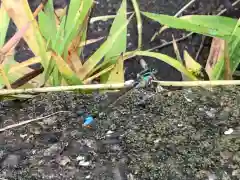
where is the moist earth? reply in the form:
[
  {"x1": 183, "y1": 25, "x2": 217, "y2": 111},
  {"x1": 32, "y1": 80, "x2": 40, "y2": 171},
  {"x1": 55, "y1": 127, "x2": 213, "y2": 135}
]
[{"x1": 0, "y1": 86, "x2": 240, "y2": 179}]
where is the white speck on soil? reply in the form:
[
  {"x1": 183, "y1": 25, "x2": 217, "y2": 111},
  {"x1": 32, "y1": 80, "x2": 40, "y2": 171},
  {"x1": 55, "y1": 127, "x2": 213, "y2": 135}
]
[
  {"x1": 85, "y1": 174, "x2": 91, "y2": 179},
  {"x1": 20, "y1": 134, "x2": 28, "y2": 139},
  {"x1": 224, "y1": 128, "x2": 234, "y2": 135},
  {"x1": 79, "y1": 160, "x2": 91, "y2": 167},
  {"x1": 184, "y1": 95, "x2": 192, "y2": 102},
  {"x1": 106, "y1": 130, "x2": 114, "y2": 136}
]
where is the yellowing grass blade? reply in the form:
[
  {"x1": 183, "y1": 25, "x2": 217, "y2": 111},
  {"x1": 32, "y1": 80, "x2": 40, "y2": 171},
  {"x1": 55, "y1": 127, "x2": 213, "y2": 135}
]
[
  {"x1": 83, "y1": 64, "x2": 115, "y2": 84},
  {"x1": 0, "y1": 64, "x2": 11, "y2": 89},
  {"x1": 105, "y1": 55, "x2": 124, "y2": 84},
  {"x1": 79, "y1": 37, "x2": 105, "y2": 48},
  {"x1": 183, "y1": 50, "x2": 202, "y2": 72},
  {"x1": 2, "y1": 56, "x2": 44, "y2": 88},
  {"x1": 51, "y1": 52, "x2": 83, "y2": 85}
]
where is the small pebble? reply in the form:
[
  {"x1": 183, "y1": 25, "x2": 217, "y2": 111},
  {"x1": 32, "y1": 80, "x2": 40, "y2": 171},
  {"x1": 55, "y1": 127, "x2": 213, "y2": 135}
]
[
  {"x1": 224, "y1": 128, "x2": 233, "y2": 135},
  {"x1": 106, "y1": 130, "x2": 114, "y2": 137},
  {"x1": 79, "y1": 160, "x2": 91, "y2": 167}
]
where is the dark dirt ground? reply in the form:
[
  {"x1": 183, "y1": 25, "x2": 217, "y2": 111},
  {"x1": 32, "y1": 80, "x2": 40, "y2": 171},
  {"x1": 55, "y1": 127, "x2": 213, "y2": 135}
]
[
  {"x1": 6, "y1": 0, "x2": 240, "y2": 82},
  {"x1": 0, "y1": 86, "x2": 240, "y2": 180}
]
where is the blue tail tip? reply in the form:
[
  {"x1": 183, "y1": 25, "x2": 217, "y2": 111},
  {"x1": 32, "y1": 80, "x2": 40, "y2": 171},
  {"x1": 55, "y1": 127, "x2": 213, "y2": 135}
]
[{"x1": 83, "y1": 115, "x2": 94, "y2": 126}]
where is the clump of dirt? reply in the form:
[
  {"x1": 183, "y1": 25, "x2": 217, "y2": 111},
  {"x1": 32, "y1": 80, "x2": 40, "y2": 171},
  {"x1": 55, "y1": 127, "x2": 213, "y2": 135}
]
[{"x1": 0, "y1": 86, "x2": 240, "y2": 179}]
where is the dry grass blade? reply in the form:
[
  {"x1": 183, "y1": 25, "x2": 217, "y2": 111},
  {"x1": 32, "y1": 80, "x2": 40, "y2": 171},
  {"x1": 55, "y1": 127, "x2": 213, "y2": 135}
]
[
  {"x1": 79, "y1": 37, "x2": 105, "y2": 48},
  {"x1": 8, "y1": 56, "x2": 43, "y2": 73},
  {"x1": 205, "y1": 38, "x2": 224, "y2": 79},
  {"x1": 224, "y1": 40, "x2": 232, "y2": 80},
  {"x1": 0, "y1": 82, "x2": 133, "y2": 96},
  {"x1": 0, "y1": 21, "x2": 31, "y2": 59},
  {"x1": 83, "y1": 64, "x2": 115, "y2": 84},
  {"x1": 4, "y1": 68, "x2": 44, "y2": 89},
  {"x1": 33, "y1": 0, "x2": 48, "y2": 18},
  {"x1": 0, "y1": 111, "x2": 70, "y2": 132}
]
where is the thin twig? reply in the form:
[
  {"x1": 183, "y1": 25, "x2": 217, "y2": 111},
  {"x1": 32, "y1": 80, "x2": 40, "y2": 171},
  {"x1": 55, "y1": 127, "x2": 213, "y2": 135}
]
[
  {"x1": 149, "y1": 32, "x2": 194, "y2": 52},
  {"x1": 174, "y1": 0, "x2": 197, "y2": 17},
  {"x1": 0, "y1": 111, "x2": 71, "y2": 132},
  {"x1": 217, "y1": 0, "x2": 240, "y2": 15},
  {"x1": 152, "y1": 80, "x2": 240, "y2": 87},
  {"x1": 195, "y1": 36, "x2": 206, "y2": 60}
]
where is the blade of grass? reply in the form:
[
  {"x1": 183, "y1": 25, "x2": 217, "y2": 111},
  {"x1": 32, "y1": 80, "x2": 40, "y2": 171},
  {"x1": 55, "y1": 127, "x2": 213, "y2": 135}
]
[
  {"x1": 151, "y1": 0, "x2": 196, "y2": 41},
  {"x1": 211, "y1": 18, "x2": 240, "y2": 79},
  {"x1": 0, "y1": 5, "x2": 10, "y2": 47},
  {"x1": 83, "y1": 64, "x2": 115, "y2": 84},
  {"x1": 105, "y1": 55, "x2": 124, "y2": 84},
  {"x1": 172, "y1": 35, "x2": 186, "y2": 81},
  {"x1": 90, "y1": 12, "x2": 133, "y2": 23},
  {"x1": 131, "y1": 51, "x2": 198, "y2": 80},
  {"x1": 100, "y1": 0, "x2": 127, "y2": 83},
  {"x1": 51, "y1": 52, "x2": 83, "y2": 85},
  {"x1": 142, "y1": 12, "x2": 240, "y2": 40},
  {"x1": 61, "y1": 0, "x2": 94, "y2": 56},
  {"x1": 8, "y1": 55, "x2": 42, "y2": 73},
  {"x1": 78, "y1": 13, "x2": 133, "y2": 80},
  {"x1": 131, "y1": 0, "x2": 142, "y2": 49}
]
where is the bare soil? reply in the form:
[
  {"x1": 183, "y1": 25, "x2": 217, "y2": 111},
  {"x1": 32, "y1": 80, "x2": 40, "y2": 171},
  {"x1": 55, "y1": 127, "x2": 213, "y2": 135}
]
[{"x1": 0, "y1": 86, "x2": 240, "y2": 179}]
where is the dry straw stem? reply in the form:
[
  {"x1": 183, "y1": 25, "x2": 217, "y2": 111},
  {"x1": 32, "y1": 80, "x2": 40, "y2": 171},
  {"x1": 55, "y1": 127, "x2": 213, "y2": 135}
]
[
  {"x1": 0, "y1": 111, "x2": 71, "y2": 132},
  {"x1": 152, "y1": 80, "x2": 240, "y2": 87},
  {"x1": 0, "y1": 82, "x2": 134, "y2": 95}
]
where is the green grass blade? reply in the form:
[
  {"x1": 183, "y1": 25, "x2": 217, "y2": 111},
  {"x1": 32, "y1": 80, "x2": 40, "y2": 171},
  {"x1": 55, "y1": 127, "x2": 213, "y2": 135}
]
[
  {"x1": 131, "y1": 0, "x2": 142, "y2": 49},
  {"x1": 61, "y1": 0, "x2": 94, "y2": 55},
  {"x1": 44, "y1": 0, "x2": 57, "y2": 35},
  {"x1": 211, "y1": 19, "x2": 240, "y2": 80},
  {"x1": 64, "y1": 0, "x2": 82, "y2": 35},
  {"x1": 78, "y1": 14, "x2": 134, "y2": 80},
  {"x1": 142, "y1": 12, "x2": 240, "y2": 40},
  {"x1": 52, "y1": 15, "x2": 66, "y2": 53},
  {"x1": 0, "y1": 5, "x2": 10, "y2": 47},
  {"x1": 132, "y1": 51, "x2": 198, "y2": 80},
  {"x1": 38, "y1": 12, "x2": 53, "y2": 41},
  {"x1": 38, "y1": 0, "x2": 57, "y2": 48},
  {"x1": 101, "y1": 0, "x2": 127, "y2": 83}
]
